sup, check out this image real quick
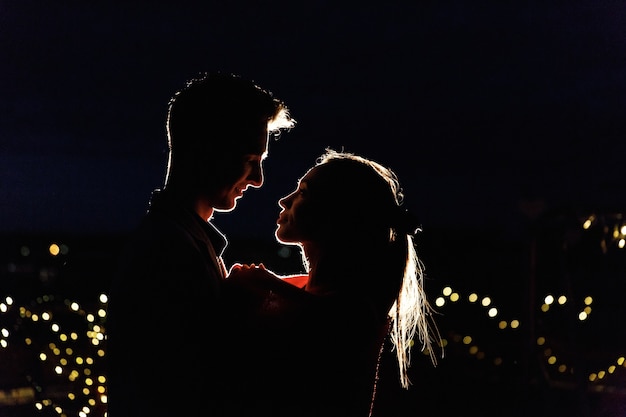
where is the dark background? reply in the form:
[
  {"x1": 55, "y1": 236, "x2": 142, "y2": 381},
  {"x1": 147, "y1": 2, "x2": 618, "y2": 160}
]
[
  {"x1": 3, "y1": 0, "x2": 626, "y2": 239},
  {"x1": 2, "y1": 1, "x2": 626, "y2": 416}
]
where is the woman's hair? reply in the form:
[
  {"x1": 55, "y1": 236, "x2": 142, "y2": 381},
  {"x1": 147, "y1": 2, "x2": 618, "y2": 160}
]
[{"x1": 313, "y1": 149, "x2": 440, "y2": 388}]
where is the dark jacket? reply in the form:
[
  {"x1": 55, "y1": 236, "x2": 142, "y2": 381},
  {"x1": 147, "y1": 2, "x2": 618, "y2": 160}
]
[{"x1": 106, "y1": 189, "x2": 228, "y2": 417}]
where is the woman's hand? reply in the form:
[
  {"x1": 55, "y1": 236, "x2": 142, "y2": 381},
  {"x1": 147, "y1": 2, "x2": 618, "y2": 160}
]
[
  {"x1": 226, "y1": 263, "x2": 283, "y2": 297},
  {"x1": 228, "y1": 262, "x2": 267, "y2": 275},
  {"x1": 227, "y1": 263, "x2": 277, "y2": 283}
]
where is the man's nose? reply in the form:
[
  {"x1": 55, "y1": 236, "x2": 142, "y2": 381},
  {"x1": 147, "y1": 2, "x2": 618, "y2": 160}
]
[{"x1": 248, "y1": 165, "x2": 263, "y2": 188}]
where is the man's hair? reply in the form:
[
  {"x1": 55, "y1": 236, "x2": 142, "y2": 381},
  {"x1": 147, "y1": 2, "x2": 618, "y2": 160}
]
[{"x1": 166, "y1": 72, "x2": 295, "y2": 153}]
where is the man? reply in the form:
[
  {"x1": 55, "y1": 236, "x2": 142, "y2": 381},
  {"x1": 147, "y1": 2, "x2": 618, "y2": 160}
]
[{"x1": 106, "y1": 72, "x2": 295, "y2": 416}]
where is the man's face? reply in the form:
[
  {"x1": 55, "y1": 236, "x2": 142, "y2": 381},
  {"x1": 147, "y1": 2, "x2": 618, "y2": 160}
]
[{"x1": 207, "y1": 127, "x2": 270, "y2": 212}]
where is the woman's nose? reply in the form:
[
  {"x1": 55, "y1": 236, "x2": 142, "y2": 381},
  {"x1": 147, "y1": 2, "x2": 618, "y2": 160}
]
[{"x1": 278, "y1": 194, "x2": 291, "y2": 208}]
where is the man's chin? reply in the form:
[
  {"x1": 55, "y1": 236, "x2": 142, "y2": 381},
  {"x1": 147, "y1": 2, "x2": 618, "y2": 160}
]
[
  {"x1": 214, "y1": 205, "x2": 236, "y2": 213},
  {"x1": 213, "y1": 199, "x2": 237, "y2": 213}
]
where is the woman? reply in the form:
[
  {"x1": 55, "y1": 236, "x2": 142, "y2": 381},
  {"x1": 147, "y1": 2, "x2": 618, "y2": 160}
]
[{"x1": 221, "y1": 149, "x2": 440, "y2": 417}]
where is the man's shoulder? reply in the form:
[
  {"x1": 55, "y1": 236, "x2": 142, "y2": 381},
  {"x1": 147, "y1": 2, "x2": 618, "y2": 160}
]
[{"x1": 128, "y1": 210, "x2": 199, "y2": 249}]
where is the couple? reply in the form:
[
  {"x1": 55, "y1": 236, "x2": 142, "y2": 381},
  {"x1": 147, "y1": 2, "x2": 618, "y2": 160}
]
[{"x1": 106, "y1": 72, "x2": 439, "y2": 417}]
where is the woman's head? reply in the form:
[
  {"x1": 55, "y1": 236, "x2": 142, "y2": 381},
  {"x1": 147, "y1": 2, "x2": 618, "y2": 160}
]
[
  {"x1": 276, "y1": 148, "x2": 440, "y2": 388},
  {"x1": 276, "y1": 149, "x2": 418, "y2": 248}
]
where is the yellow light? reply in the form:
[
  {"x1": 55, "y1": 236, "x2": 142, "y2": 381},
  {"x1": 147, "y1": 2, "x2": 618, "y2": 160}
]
[
  {"x1": 544, "y1": 294, "x2": 554, "y2": 304},
  {"x1": 49, "y1": 243, "x2": 60, "y2": 256},
  {"x1": 481, "y1": 297, "x2": 491, "y2": 307}
]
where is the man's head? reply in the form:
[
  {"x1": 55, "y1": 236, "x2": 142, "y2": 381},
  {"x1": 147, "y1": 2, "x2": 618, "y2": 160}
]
[{"x1": 164, "y1": 72, "x2": 295, "y2": 218}]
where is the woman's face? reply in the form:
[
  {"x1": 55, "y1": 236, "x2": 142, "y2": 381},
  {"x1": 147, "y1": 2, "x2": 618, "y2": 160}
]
[{"x1": 275, "y1": 166, "x2": 332, "y2": 245}]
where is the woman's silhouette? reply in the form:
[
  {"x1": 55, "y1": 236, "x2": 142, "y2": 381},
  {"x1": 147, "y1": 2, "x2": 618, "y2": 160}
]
[{"x1": 221, "y1": 149, "x2": 440, "y2": 417}]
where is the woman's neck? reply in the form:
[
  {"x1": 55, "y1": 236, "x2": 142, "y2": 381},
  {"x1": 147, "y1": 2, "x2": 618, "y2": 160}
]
[
  {"x1": 303, "y1": 244, "x2": 355, "y2": 296},
  {"x1": 301, "y1": 243, "x2": 330, "y2": 295}
]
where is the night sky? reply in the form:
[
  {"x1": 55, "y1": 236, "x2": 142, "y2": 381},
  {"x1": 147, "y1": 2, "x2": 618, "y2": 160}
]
[{"x1": 3, "y1": 0, "x2": 626, "y2": 240}]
